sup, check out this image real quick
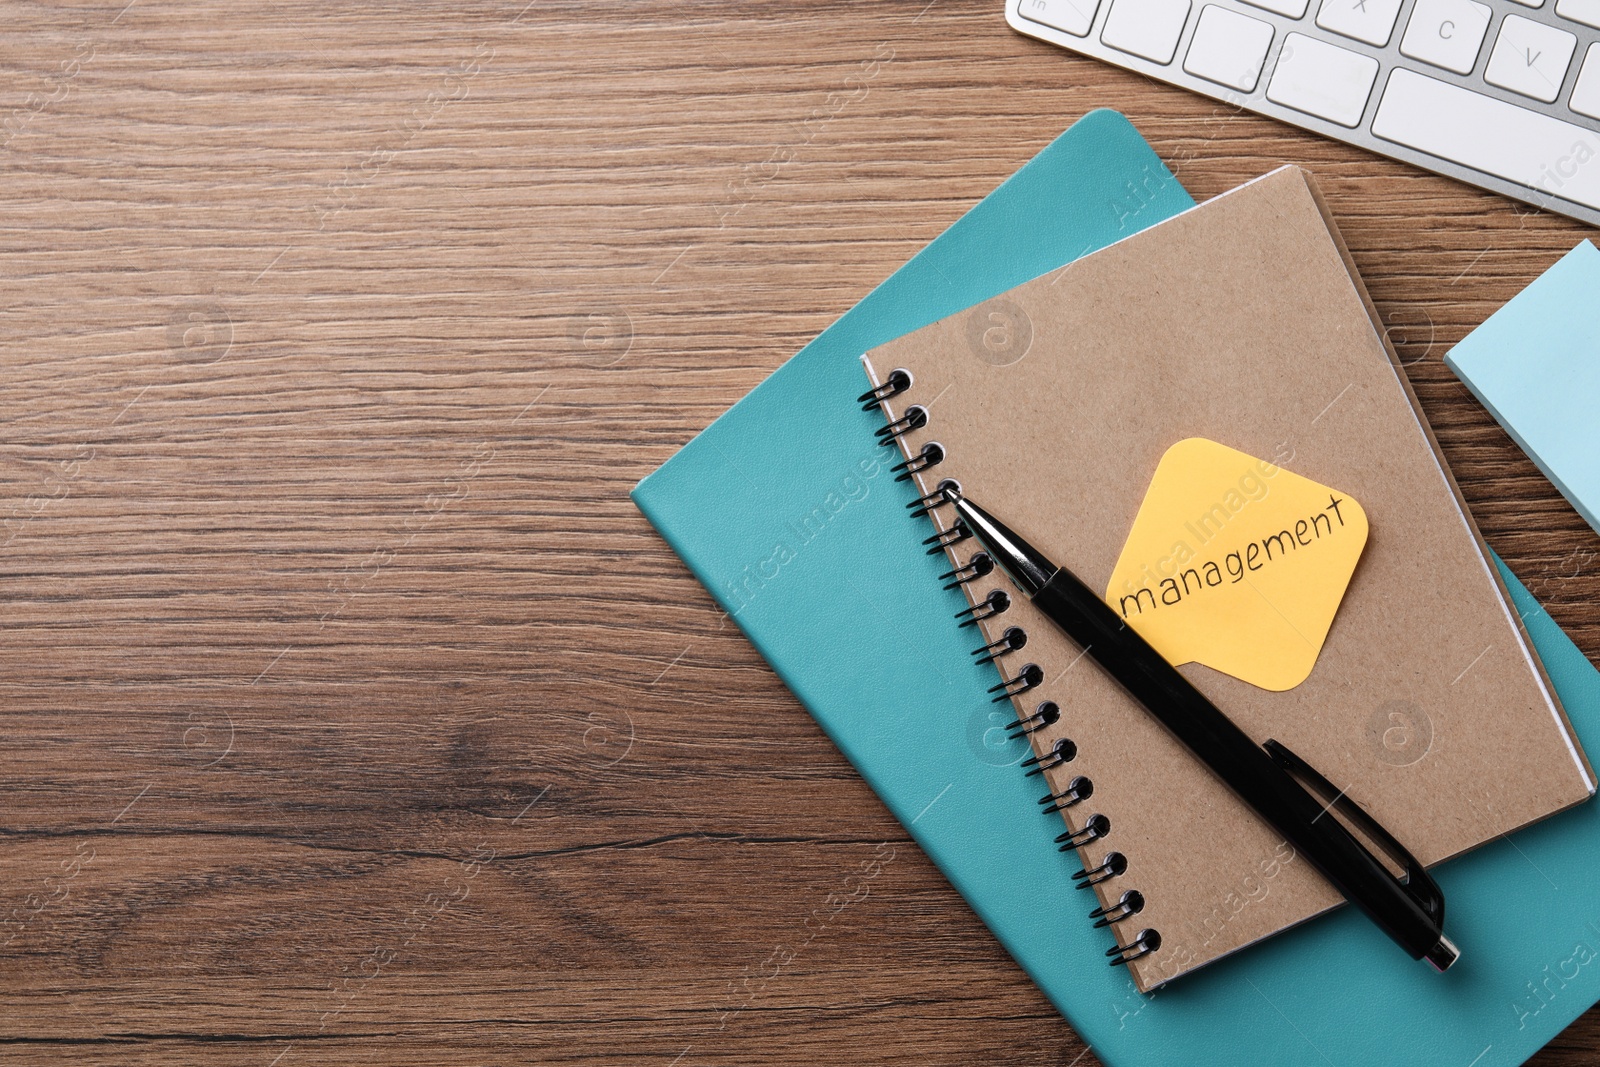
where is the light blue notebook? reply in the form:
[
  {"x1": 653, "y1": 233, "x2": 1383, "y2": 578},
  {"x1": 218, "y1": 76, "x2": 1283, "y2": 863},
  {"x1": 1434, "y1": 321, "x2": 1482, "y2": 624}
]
[
  {"x1": 633, "y1": 111, "x2": 1600, "y2": 1066},
  {"x1": 1446, "y1": 240, "x2": 1600, "y2": 539}
]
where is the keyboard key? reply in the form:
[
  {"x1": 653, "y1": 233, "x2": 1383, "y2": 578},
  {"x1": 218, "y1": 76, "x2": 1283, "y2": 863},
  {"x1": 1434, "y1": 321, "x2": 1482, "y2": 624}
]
[
  {"x1": 1017, "y1": 0, "x2": 1102, "y2": 36},
  {"x1": 1572, "y1": 43, "x2": 1600, "y2": 118},
  {"x1": 1240, "y1": 0, "x2": 1310, "y2": 15},
  {"x1": 1101, "y1": 0, "x2": 1192, "y2": 63},
  {"x1": 1184, "y1": 6, "x2": 1275, "y2": 90},
  {"x1": 1316, "y1": 0, "x2": 1405, "y2": 46},
  {"x1": 1373, "y1": 68, "x2": 1600, "y2": 210},
  {"x1": 1399, "y1": 0, "x2": 1491, "y2": 74},
  {"x1": 1267, "y1": 33, "x2": 1380, "y2": 125},
  {"x1": 1556, "y1": 0, "x2": 1600, "y2": 29},
  {"x1": 1242, "y1": 0, "x2": 1310, "y2": 15},
  {"x1": 1505, "y1": 0, "x2": 1544, "y2": 8},
  {"x1": 1485, "y1": 15, "x2": 1577, "y2": 102}
]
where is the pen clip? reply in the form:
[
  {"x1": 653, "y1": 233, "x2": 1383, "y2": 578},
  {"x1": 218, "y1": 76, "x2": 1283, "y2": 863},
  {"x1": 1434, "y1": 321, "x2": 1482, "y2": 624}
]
[{"x1": 1263, "y1": 738, "x2": 1445, "y2": 927}]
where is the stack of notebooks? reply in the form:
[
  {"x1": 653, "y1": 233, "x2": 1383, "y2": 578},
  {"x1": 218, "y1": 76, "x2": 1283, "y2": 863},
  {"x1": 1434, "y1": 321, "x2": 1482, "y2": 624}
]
[{"x1": 633, "y1": 111, "x2": 1600, "y2": 1066}]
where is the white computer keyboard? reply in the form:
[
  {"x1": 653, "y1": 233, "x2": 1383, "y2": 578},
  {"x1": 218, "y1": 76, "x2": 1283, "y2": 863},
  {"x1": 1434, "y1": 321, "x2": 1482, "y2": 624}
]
[{"x1": 1008, "y1": 0, "x2": 1600, "y2": 226}]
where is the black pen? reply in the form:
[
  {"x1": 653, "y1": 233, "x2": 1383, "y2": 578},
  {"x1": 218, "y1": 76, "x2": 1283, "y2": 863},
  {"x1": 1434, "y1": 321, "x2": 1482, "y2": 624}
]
[{"x1": 948, "y1": 491, "x2": 1460, "y2": 973}]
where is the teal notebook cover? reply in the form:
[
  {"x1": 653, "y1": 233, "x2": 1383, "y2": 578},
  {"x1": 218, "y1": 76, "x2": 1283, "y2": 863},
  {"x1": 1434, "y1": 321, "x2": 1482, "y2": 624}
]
[
  {"x1": 633, "y1": 111, "x2": 1600, "y2": 1066},
  {"x1": 1445, "y1": 240, "x2": 1600, "y2": 539}
]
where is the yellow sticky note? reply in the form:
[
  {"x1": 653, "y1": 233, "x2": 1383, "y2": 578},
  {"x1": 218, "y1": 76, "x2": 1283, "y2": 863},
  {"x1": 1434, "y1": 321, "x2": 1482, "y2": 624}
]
[{"x1": 1105, "y1": 438, "x2": 1368, "y2": 691}]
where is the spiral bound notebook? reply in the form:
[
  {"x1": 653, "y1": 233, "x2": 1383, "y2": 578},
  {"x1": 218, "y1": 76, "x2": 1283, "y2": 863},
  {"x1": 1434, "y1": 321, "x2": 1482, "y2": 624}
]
[
  {"x1": 638, "y1": 116, "x2": 1600, "y2": 1065},
  {"x1": 861, "y1": 165, "x2": 1596, "y2": 992}
]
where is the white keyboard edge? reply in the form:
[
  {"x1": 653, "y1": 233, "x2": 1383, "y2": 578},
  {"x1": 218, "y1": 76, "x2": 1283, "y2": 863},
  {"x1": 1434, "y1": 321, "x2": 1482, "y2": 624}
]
[{"x1": 1006, "y1": 0, "x2": 1600, "y2": 228}]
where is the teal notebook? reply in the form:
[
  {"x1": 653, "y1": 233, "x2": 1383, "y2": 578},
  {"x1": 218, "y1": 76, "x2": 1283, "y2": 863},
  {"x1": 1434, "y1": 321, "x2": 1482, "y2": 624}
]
[
  {"x1": 1446, "y1": 240, "x2": 1600, "y2": 539},
  {"x1": 633, "y1": 111, "x2": 1600, "y2": 1066}
]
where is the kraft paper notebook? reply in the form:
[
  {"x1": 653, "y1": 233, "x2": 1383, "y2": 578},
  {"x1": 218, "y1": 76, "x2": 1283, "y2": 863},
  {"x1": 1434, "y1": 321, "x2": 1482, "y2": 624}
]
[
  {"x1": 636, "y1": 112, "x2": 1600, "y2": 1067},
  {"x1": 860, "y1": 165, "x2": 1595, "y2": 992}
]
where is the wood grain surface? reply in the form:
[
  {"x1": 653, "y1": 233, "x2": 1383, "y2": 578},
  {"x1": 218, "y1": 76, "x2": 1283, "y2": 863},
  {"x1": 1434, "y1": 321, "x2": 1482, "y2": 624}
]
[{"x1": 0, "y1": 1, "x2": 1596, "y2": 1064}]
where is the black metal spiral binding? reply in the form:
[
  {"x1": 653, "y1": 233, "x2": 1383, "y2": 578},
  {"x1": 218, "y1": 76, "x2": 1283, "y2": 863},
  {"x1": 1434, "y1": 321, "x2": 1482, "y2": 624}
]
[
  {"x1": 940, "y1": 551, "x2": 994, "y2": 590},
  {"x1": 972, "y1": 625, "x2": 1026, "y2": 666},
  {"x1": 1107, "y1": 929, "x2": 1161, "y2": 966},
  {"x1": 988, "y1": 663, "x2": 1043, "y2": 703},
  {"x1": 908, "y1": 479, "x2": 961, "y2": 519},
  {"x1": 1022, "y1": 737, "x2": 1076, "y2": 777},
  {"x1": 954, "y1": 589, "x2": 1009, "y2": 627},
  {"x1": 1003, "y1": 697, "x2": 1058, "y2": 733},
  {"x1": 1039, "y1": 775, "x2": 1093, "y2": 814},
  {"x1": 863, "y1": 377, "x2": 1156, "y2": 971},
  {"x1": 1056, "y1": 813, "x2": 1110, "y2": 852},
  {"x1": 923, "y1": 522, "x2": 971, "y2": 555},
  {"x1": 875, "y1": 405, "x2": 927, "y2": 445},
  {"x1": 858, "y1": 368, "x2": 912, "y2": 411},
  {"x1": 891, "y1": 442, "x2": 944, "y2": 482},
  {"x1": 1089, "y1": 889, "x2": 1145, "y2": 928},
  {"x1": 1073, "y1": 851, "x2": 1128, "y2": 888}
]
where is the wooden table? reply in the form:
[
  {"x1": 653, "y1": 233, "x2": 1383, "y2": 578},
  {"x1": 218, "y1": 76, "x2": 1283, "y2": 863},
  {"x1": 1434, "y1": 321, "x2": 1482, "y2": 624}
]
[{"x1": 2, "y1": 1, "x2": 1596, "y2": 1063}]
